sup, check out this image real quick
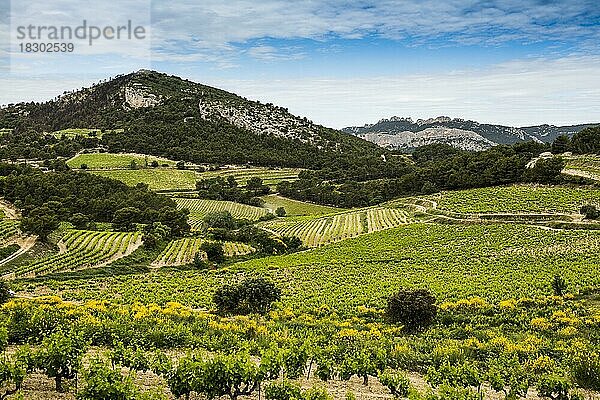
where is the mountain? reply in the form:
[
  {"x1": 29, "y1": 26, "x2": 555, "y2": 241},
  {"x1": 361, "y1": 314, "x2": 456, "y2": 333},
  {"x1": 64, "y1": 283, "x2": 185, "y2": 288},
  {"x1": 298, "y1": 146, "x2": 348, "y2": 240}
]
[
  {"x1": 0, "y1": 70, "x2": 382, "y2": 168},
  {"x1": 343, "y1": 116, "x2": 598, "y2": 151}
]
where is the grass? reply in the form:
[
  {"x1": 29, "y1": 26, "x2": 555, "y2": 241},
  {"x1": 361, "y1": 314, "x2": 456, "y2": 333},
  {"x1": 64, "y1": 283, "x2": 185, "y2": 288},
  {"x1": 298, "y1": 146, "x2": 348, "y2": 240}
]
[
  {"x1": 15, "y1": 223, "x2": 600, "y2": 316},
  {"x1": 261, "y1": 194, "x2": 344, "y2": 216},
  {"x1": 67, "y1": 153, "x2": 177, "y2": 169},
  {"x1": 428, "y1": 184, "x2": 600, "y2": 214},
  {"x1": 91, "y1": 169, "x2": 198, "y2": 191}
]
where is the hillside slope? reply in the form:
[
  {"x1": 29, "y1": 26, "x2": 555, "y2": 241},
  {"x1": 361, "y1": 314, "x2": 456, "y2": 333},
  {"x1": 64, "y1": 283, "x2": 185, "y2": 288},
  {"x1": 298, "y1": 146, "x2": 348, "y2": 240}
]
[{"x1": 0, "y1": 70, "x2": 382, "y2": 168}]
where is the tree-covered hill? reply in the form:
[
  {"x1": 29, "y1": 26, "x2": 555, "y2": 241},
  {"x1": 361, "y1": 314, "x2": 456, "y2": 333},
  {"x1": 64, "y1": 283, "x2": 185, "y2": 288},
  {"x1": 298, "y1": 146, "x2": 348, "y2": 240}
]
[{"x1": 0, "y1": 70, "x2": 384, "y2": 168}]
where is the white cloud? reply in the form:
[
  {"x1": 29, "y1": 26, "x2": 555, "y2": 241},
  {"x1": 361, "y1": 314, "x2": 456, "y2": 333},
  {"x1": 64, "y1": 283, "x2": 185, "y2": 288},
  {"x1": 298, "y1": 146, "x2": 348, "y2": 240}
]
[{"x1": 197, "y1": 55, "x2": 600, "y2": 128}]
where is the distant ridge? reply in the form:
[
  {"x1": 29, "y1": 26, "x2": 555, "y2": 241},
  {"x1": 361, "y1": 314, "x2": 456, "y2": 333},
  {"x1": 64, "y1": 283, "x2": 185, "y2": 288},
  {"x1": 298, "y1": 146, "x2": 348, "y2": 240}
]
[{"x1": 343, "y1": 116, "x2": 598, "y2": 151}]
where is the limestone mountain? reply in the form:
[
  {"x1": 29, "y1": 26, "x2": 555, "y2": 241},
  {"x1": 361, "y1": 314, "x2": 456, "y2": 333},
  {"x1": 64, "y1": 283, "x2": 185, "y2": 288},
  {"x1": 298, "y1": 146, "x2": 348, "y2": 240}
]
[{"x1": 343, "y1": 116, "x2": 598, "y2": 151}]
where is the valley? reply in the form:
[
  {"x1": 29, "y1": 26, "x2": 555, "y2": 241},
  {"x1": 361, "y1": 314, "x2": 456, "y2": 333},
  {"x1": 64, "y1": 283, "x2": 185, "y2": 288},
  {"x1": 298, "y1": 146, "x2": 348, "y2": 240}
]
[{"x1": 0, "y1": 71, "x2": 598, "y2": 400}]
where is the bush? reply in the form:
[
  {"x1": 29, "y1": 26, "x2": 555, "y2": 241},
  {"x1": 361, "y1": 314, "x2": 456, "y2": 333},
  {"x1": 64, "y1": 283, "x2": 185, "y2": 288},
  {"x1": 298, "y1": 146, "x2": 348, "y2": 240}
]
[
  {"x1": 386, "y1": 289, "x2": 437, "y2": 331},
  {"x1": 379, "y1": 369, "x2": 410, "y2": 397},
  {"x1": 213, "y1": 277, "x2": 281, "y2": 315},
  {"x1": 581, "y1": 204, "x2": 600, "y2": 220},
  {"x1": 77, "y1": 358, "x2": 139, "y2": 400},
  {"x1": 265, "y1": 380, "x2": 302, "y2": 400},
  {"x1": 36, "y1": 330, "x2": 88, "y2": 392},
  {"x1": 200, "y1": 241, "x2": 225, "y2": 263},
  {"x1": 552, "y1": 275, "x2": 568, "y2": 296},
  {"x1": 0, "y1": 281, "x2": 12, "y2": 304},
  {"x1": 275, "y1": 207, "x2": 287, "y2": 217}
]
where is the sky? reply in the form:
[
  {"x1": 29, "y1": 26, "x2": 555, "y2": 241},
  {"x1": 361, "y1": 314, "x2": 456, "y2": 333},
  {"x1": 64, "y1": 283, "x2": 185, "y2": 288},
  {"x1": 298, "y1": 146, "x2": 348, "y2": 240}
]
[{"x1": 1, "y1": 0, "x2": 599, "y2": 128}]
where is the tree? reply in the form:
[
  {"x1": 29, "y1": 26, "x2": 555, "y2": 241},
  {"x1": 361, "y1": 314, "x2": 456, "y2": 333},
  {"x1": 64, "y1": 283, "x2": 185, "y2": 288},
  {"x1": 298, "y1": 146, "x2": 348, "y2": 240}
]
[
  {"x1": 176, "y1": 161, "x2": 186, "y2": 170},
  {"x1": 192, "y1": 252, "x2": 207, "y2": 269},
  {"x1": 128, "y1": 160, "x2": 138, "y2": 170},
  {"x1": 385, "y1": 288, "x2": 437, "y2": 331},
  {"x1": 70, "y1": 213, "x2": 91, "y2": 230},
  {"x1": 213, "y1": 277, "x2": 281, "y2": 315},
  {"x1": 80, "y1": 163, "x2": 88, "y2": 170},
  {"x1": 275, "y1": 207, "x2": 287, "y2": 217},
  {"x1": 112, "y1": 207, "x2": 141, "y2": 231},
  {"x1": 36, "y1": 331, "x2": 88, "y2": 392},
  {"x1": 552, "y1": 275, "x2": 568, "y2": 296},
  {"x1": 524, "y1": 157, "x2": 565, "y2": 184},
  {"x1": 0, "y1": 281, "x2": 12, "y2": 304},
  {"x1": 203, "y1": 211, "x2": 236, "y2": 230},
  {"x1": 20, "y1": 206, "x2": 60, "y2": 242},
  {"x1": 552, "y1": 135, "x2": 571, "y2": 154},
  {"x1": 142, "y1": 222, "x2": 171, "y2": 249},
  {"x1": 150, "y1": 160, "x2": 159, "y2": 168},
  {"x1": 581, "y1": 204, "x2": 600, "y2": 220},
  {"x1": 200, "y1": 241, "x2": 225, "y2": 263}
]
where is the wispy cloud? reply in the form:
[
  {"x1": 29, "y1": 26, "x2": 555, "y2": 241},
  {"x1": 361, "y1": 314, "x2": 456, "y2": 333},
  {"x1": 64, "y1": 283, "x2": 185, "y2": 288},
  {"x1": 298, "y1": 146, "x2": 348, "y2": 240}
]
[{"x1": 202, "y1": 55, "x2": 600, "y2": 128}]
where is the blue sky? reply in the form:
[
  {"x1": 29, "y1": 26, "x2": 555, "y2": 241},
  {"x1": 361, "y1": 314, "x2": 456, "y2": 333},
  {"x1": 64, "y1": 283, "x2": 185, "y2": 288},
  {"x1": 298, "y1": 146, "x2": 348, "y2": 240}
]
[{"x1": 1, "y1": 0, "x2": 600, "y2": 127}]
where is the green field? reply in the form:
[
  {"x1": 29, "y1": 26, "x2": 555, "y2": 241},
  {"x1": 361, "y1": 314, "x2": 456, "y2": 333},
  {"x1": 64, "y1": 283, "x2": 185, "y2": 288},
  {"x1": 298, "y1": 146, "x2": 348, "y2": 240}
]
[
  {"x1": 92, "y1": 169, "x2": 198, "y2": 191},
  {"x1": 175, "y1": 198, "x2": 270, "y2": 229},
  {"x1": 67, "y1": 153, "x2": 177, "y2": 169},
  {"x1": 262, "y1": 194, "x2": 343, "y2": 216},
  {"x1": 18, "y1": 223, "x2": 600, "y2": 315},
  {"x1": 428, "y1": 184, "x2": 600, "y2": 214}
]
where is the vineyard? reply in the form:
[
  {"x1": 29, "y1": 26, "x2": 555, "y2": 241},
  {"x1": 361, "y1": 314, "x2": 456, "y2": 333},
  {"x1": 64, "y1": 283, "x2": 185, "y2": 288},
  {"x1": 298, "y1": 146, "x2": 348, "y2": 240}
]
[
  {"x1": 198, "y1": 167, "x2": 301, "y2": 186},
  {"x1": 0, "y1": 220, "x2": 19, "y2": 244},
  {"x1": 262, "y1": 194, "x2": 343, "y2": 216},
  {"x1": 175, "y1": 198, "x2": 270, "y2": 229},
  {"x1": 563, "y1": 155, "x2": 600, "y2": 181},
  {"x1": 263, "y1": 207, "x2": 414, "y2": 247},
  {"x1": 3, "y1": 230, "x2": 141, "y2": 279},
  {"x1": 92, "y1": 169, "x2": 198, "y2": 191},
  {"x1": 67, "y1": 152, "x2": 177, "y2": 169},
  {"x1": 152, "y1": 238, "x2": 255, "y2": 266},
  {"x1": 427, "y1": 184, "x2": 600, "y2": 214}
]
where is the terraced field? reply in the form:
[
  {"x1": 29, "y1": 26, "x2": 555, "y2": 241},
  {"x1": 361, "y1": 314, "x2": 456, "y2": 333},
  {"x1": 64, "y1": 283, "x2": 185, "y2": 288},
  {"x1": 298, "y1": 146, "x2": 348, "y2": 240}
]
[
  {"x1": 0, "y1": 220, "x2": 19, "y2": 243},
  {"x1": 263, "y1": 207, "x2": 413, "y2": 247},
  {"x1": 262, "y1": 194, "x2": 343, "y2": 216},
  {"x1": 67, "y1": 153, "x2": 177, "y2": 169},
  {"x1": 3, "y1": 230, "x2": 141, "y2": 278},
  {"x1": 428, "y1": 184, "x2": 600, "y2": 214},
  {"x1": 199, "y1": 167, "x2": 301, "y2": 186},
  {"x1": 175, "y1": 198, "x2": 270, "y2": 229},
  {"x1": 92, "y1": 169, "x2": 198, "y2": 191},
  {"x1": 563, "y1": 155, "x2": 600, "y2": 181},
  {"x1": 152, "y1": 238, "x2": 254, "y2": 266}
]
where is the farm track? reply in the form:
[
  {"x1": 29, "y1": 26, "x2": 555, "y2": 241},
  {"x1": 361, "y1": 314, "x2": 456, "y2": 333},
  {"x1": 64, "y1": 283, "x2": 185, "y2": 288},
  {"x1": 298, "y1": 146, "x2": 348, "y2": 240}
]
[{"x1": 0, "y1": 236, "x2": 37, "y2": 267}]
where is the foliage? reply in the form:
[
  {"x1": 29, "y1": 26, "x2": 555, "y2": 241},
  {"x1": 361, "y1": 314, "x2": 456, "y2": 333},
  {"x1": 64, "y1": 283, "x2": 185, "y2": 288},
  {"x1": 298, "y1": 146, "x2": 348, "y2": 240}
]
[
  {"x1": 200, "y1": 241, "x2": 225, "y2": 263},
  {"x1": 35, "y1": 330, "x2": 88, "y2": 392},
  {"x1": 378, "y1": 369, "x2": 410, "y2": 397},
  {"x1": 552, "y1": 275, "x2": 568, "y2": 296},
  {"x1": 213, "y1": 276, "x2": 281, "y2": 315},
  {"x1": 581, "y1": 204, "x2": 599, "y2": 220},
  {"x1": 386, "y1": 289, "x2": 437, "y2": 331},
  {"x1": 77, "y1": 358, "x2": 139, "y2": 400}
]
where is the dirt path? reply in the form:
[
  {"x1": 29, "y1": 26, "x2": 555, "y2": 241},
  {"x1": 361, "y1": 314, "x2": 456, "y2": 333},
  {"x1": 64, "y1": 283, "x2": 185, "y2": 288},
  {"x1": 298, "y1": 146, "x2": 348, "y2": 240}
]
[
  {"x1": 0, "y1": 199, "x2": 20, "y2": 220},
  {"x1": 0, "y1": 236, "x2": 37, "y2": 269},
  {"x1": 563, "y1": 168, "x2": 600, "y2": 181}
]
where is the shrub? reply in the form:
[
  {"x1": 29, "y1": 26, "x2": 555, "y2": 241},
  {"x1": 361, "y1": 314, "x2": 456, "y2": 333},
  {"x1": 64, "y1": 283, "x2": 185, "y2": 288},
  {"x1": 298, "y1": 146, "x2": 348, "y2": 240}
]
[
  {"x1": 77, "y1": 358, "x2": 139, "y2": 400},
  {"x1": 200, "y1": 241, "x2": 225, "y2": 263},
  {"x1": 581, "y1": 204, "x2": 599, "y2": 220},
  {"x1": 0, "y1": 281, "x2": 12, "y2": 304},
  {"x1": 386, "y1": 289, "x2": 437, "y2": 331},
  {"x1": 275, "y1": 207, "x2": 287, "y2": 217},
  {"x1": 265, "y1": 380, "x2": 302, "y2": 400},
  {"x1": 379, "y1": 369, "x2": 410, "y2": 397},
  {"x1": 36, "y1": 330, "x2": 88, "y2": 392},
  {"x1": 552, "y1": 275, "x2": 568, "y2": 296},
  {"x1": 213, "y1": 277, "x2": 281, "y2": 315}
]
